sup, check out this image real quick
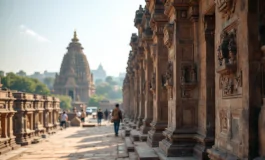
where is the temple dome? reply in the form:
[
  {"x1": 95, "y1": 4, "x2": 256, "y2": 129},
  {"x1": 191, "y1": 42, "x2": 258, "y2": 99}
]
[
  {"x1": 54, "y1": 31, "x2": 94, "y2": 104},
  {"x1": 58, "y1": 31, "x2": 91, "y2": 82}
]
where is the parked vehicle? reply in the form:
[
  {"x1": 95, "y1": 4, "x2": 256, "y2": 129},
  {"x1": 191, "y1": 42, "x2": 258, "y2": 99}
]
[{"x1": 86, "y1": 106, "x2": 97, "y2": 115}]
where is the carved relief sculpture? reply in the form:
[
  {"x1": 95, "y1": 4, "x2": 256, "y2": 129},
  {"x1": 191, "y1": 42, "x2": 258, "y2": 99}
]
[
  {"x1": 163, "y1": 23, "x2": 174, "y2": 48},
  {"x1": 217, "y1": 29, "x2": 237, "y2": 67},
  {"x1": 180, "y1": 63, "x2": 197, "y2": 98},
  {"x1": 219, "y1": 109, "x2": 228, "y2": 132}
]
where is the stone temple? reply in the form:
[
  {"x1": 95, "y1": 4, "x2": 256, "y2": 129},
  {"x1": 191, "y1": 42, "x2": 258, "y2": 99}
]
[{"x1": 54, "y1": 31, "x2": 95, "y2": 105}]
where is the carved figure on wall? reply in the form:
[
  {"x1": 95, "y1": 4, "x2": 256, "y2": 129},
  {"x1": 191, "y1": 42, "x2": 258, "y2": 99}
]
[
  {"x1": 220, "y1": 70, "x2": 242, "y2": 97},
  {"x1": 165, "y1": 61, "x2": 173, "y2": 86},
  {"x1": 228, "y1": 29, "x2": 237, "y2": 64},
  {"x1": 190, "y1": 66, "x2": 197, "y2": 82},
  {"x1": 219, "y1": 109, "x2": 228, "y2": 132},
  {"x1": 181, "y1": 67, "x2": 186, "y2": 83},
  {"x1": 217, "y1": 29, "x2": 237, "y2": 66},
  {"x1": 218, "y1": 31, "x2": 230, "y2": 65}
]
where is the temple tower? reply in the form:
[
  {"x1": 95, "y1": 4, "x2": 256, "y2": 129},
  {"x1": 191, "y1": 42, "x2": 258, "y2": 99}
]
[{"x1": 54, "y1": 31, "x2": 94, "y2": 105}]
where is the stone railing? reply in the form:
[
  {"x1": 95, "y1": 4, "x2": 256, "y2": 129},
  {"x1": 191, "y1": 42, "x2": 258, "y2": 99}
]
[{"x1": 0, "y1": 88, "x2": 60, "y2": 154}]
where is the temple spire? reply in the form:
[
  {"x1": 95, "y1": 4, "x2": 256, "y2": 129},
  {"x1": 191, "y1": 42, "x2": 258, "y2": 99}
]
[{"x1": 72, "y1": 30, "x2": 79, "y2": 42}]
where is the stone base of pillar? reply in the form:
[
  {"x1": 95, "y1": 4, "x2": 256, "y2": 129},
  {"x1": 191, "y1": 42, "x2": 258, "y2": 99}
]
[
  {"x1": 140, "y1": 118, "x2": 152, "y2": 134},
  {"x1": 147, "y1": 129, "x2": 164, "y2": 147},
  {"x1": 159, "y1": 138, "x2": 194, "y2": 157},
  {"x1": 147, "y1": 121, "x2": 167, "y2": 147},
  {"x1": 193, "y1": 135, "x2": 214, "y2": 159},
  {"x1": 207, "y1": 147, "x2": 239, "y2": 160},
  {"x1": 0, "y1": 141, "x2": 11, "y2": 155},
  {"x1": 10, "y1": 137, "x2": 20, "y2": 150},
  {"x1": 136, "y1": 117, "x2": 143, "y2": 129},
  {"x1": 15, "y1": 131, "x2": 35, "y2": 146}
]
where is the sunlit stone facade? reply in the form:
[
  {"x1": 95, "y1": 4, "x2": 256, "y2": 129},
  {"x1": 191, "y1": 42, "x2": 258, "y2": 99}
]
[{"x1": 122, "y1": 0, "x2": 265, "y2": 159}]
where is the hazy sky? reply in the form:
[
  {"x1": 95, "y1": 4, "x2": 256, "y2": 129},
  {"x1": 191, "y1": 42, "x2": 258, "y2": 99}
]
[{"x1": 0, "y1": 0, "x2": 145, "y2": 76}]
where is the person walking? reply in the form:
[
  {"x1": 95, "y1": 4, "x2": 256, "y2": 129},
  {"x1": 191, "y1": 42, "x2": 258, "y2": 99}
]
[
  {"x1": 111, "y1": 104, "x2": 122, "y2": 136},
  {"x1": 104, "y1": 109, "x2": 109, "y2": 120},
  {"x1": 80, "y1": 109, "x2": 86, "y2": 123},
  {"x1": 60, "y1": 111, "x2": 68, "y2": 128},
  {"x1": 97, "y1": 109, "x2": 103, "y2": 126}
]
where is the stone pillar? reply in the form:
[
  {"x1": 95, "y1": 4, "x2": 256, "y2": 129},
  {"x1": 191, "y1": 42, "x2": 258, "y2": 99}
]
[
  {"x1": 193, "y1": 14, "x2": 216, "y2": 159},
  {"x1": 159, "y1": 2, "x2": 198, "y2": 156},
  {"x1": 133, "y1": 66, "x2": 139, "y2": 124},
  {"x1": 140, "y1": 41, "x2": 154, "y2": 134},
  {"x1": 1, "y1": 113, "x2": 8, "y2": 138},
  {"x1": 136, "y1": 51, "x2": 145, "y2": 129},
  {"x1": 147, "y1": 22, "x2": 169, "y2": 147},
  {"x1": 128, "y1": 71, "x2": 135, "y2": 121},
  {"x1": 13, "y1": 92, "x2": 35, "y2": 146}
]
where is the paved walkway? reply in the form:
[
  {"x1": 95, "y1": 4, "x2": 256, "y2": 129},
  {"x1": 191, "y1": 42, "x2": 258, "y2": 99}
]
[{"x1": 14, "y1": 123, "x2": 127, "y2": 160}]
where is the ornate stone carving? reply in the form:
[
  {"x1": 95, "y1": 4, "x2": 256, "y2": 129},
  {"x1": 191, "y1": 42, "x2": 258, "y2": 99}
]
[
  {"x1": 164, "y1": 61, "x2": 173, "y2": 87},
  {"x1": 180, "y1": 62, "x2": 197, "y2": 98},
  {"x1": 219, "y1": 109, "x2": 228, "y2": 132},
  {"x1": 217, "y1": 29, "x2": 237, "y2": 74},
  {"x1": 215, "y1": 0, "x2": 236, "y2": 20},
  {"x1": 219, "y1": 70, "x2": 242, "y2": 97},
  {"x1": 163, "y1": 23, "x2": 174, "y2": 48}
]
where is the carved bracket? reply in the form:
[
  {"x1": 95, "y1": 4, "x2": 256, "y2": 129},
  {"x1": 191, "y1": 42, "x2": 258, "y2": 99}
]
[
  {"x1": 163, "y1": 23, "x2": 174, "y2": 48},
  {"x1": 180, "y1": 62, "x2": 197, "y2": 98},
  {"x1": 215, "y1": 0, "x2": 236, "y2": 20}
]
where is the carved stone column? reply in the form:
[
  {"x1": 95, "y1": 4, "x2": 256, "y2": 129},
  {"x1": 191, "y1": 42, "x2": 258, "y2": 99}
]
[
  {"x1": 129, "y1": 71, "x2": 135, "y2": 122},
  {"x1": 147, "y1": 22, "x2": 169, "y2": 147},
  {"x1": 133, "y1": 65, "x2": 140, "y2": 124},
  {"x1": 159, "y1": 2, "x2": 198, "y2": 157},
  {"x1": 1, "y1": 113, "x2": 8, "y2": 138},
  {"x1": 136, "y1": 50, "x2": 145, "y2": 129},
  {"x1": 140, "y1": 41, "x2": 154, "y2": 135},
  {"x1": 193, "y1": 14, "x2": 216, "y2": 159}
]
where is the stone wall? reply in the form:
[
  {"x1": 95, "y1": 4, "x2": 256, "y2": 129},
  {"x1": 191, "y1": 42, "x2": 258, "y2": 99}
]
[
  {"x1": 122, "y1": 0, "x2": 265, "y2": 159},
  {"x1": 0, "y1": 87, "x2": 60, "y2": 154}
]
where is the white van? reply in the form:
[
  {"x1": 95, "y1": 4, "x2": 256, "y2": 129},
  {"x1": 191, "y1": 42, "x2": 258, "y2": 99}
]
[{"x1": 86, "y1": 107, "x2": 97, "y2": 115}]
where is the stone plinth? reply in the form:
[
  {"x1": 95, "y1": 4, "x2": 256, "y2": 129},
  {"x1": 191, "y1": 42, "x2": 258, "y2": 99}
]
[
  {"x1": 52, "y1": 97, "x2": 60, "y2": 131},
  {"x1": 0, "y1": 89, "x2": 20, "y2": 154},
  {"x1": 13, "y1": 92, "x2": 35, "y2": 146},
  {"x1": 33, "y1": 94, "x2": 45, "y2": 137},
  {"x1": 147, "y1": 122, "x2": 167, "y2": 147},
  {"x1": 43, "y1": 96, "x2": 54, "y2": 134}
]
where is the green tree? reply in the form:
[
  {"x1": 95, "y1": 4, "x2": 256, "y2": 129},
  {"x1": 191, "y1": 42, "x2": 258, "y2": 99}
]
[
  {"x1": 52, "y1": 94, "x2": 72, "y2": 110},
  {"x1": 95, "y1": 83, "x2": 112, "y2": 96},
  {"x1": 95, "y1": 79, "x2": 103, "y2": 85},
  {"x1": 0, "y1": 70, "x2": 4, "y2": 76},
  {"x1": 16, "y1": 70, "x2": 27, "y2": 77},
  {"x1": 88, "y1": 94, "x2": 105, "y2": 106},
  {"x1": 43, "y1": 77, "x2": 55, "y2": 89},
  {"x1": 1, "y1": 72, "x2": 50, "y2": 95}
]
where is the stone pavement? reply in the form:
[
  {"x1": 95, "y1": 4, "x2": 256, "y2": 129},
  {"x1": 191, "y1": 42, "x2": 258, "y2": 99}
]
[{"x1": 11, "y1": 123, "x2": 128, "y2": 160}]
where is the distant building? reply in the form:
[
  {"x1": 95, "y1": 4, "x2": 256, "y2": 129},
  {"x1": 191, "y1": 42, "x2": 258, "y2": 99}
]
[
  {"x1": 91, "y1": 64, "x2": 107, "y2": 82},
  {"x1": 53, "y1": 31, "x2": 95, "y2": 105}
]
